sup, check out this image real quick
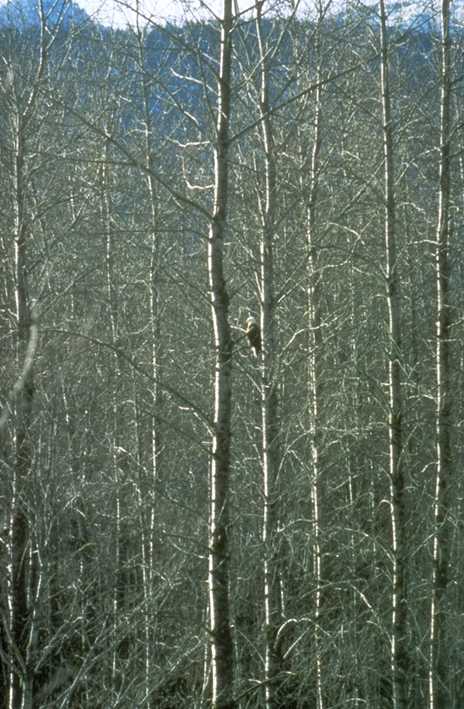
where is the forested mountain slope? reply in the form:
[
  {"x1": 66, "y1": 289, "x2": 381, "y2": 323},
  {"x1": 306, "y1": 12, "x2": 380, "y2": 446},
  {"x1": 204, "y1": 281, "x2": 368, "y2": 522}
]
[{"x1": 1, "y1": 1, "x2": 463, "y2": 707}]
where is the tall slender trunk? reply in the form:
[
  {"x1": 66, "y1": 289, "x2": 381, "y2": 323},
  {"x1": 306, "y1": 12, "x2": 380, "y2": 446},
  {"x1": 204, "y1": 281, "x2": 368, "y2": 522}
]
[
  {"x1": 7, "y1": 18, "x2": 46, "y2": 706},
  {"x1": 429, "y1": 2, "x2": 452, "y2": 707},
  {"x1": 11, "y1": 124, "x2": 36, "y2": 709},
  {"x1": 135, "y1": 21, "x2": 162, "y2": 701},
  {"x1": 8, "y1": 14, "x2": 57, "y2": 703},
  {"x1": 100, "y1": 136, "x2": 125, "y2": 689},
  {"x1": 379, "y1": 2, "x2": 407, "y2": 706},
  {"x1": 306, "y1": 56, "x2": 324, "y2": 709},
  {"x1": 254, "y1": 4, "x2": 282, "y2": 706},
  {"x1": 207, "y1": 2, "x2": 235, "y2": 706}
]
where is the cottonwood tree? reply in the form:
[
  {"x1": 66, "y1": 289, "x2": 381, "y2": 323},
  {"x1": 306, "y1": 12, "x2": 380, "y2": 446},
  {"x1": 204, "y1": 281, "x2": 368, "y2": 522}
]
[
  {"x1": 429, "y1": 1, "x2": 452, "y2": 707},
  {"x1": 378, "y1": 1, "x2": 408, "y2": 706},
  {"x1": 0, "y1": 3, "x2": 66, "y2": 705},
  {"x1": 304, "y1": 13, "x2": 325, "y2": 708},
  {"x1": 252, "y1": 2, "x2": 286, "y2": 706},
  {"x1": 3, "y1": 2, "x2": 464, "y2": 706},
  {"x1": 9, "y1": 44, "x2": 40, "y2": 709},
  {"x1": 206, "y1": 1, "x2": 236, "y2": 706},
  {"x1": 131, "y1": 14, "x2": 166, "y2": 700}
]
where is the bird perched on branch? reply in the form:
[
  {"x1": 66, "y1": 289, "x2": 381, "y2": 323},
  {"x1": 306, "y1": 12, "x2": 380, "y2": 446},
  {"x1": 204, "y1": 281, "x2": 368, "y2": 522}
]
[{"x1": 245, "y1": 317, "x2": 261, "y2": 357}]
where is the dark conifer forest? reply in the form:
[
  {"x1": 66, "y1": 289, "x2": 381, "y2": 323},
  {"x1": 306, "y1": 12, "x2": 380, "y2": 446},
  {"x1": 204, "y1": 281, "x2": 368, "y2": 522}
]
[{"x1": 1, "y1": 0, "x2": 464, "y2": 706}]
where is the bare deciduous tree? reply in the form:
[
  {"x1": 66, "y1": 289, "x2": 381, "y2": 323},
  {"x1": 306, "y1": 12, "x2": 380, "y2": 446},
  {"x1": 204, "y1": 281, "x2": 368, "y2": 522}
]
[
  {"x1": 429, "y1": 2, "x2": 452, "y2": 707},
  {"x1": 207, "y1": 1, "x2": 235, "y2": 706},
  {"x1": 379, "y1": 2, "x2": 408, "y2": 706}
]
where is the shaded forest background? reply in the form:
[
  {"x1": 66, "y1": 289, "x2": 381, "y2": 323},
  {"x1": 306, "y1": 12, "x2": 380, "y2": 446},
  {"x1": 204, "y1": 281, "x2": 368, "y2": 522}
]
[{"x1": 1, "y1": 0, "x2": 464, "y2": 707}]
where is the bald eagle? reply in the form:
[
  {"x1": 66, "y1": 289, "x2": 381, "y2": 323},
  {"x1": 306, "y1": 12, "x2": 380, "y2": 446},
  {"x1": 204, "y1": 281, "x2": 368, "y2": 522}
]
[{"x1": 245, "y1": 317, "x2": 261, "y2": 357}]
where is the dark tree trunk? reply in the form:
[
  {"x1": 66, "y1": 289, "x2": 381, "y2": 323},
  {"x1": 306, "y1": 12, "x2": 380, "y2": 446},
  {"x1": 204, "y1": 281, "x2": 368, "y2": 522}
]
[
  {"x1": 254, "y1": 3, "x2": 283, "y2": 706},
  {"x1": 379, "y1": 2, "x2": 408, "y2": 706},
  {"x1": 207, "y1": 2, "x2": 235, "y2": 707},
  {"x1": 429, "y1": 2, "x2": 452, "y2": 707},
  {"x1": 11, "y1": 133, "x2": 36, "y2": 709}
]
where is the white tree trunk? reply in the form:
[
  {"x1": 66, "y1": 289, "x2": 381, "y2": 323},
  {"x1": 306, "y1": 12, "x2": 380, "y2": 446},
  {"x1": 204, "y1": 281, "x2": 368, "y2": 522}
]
[
  {"x1": 306, "y1": 53, "x2": 324, "y2": 709},
  {"x1": 254, "y1": 3, "x2": 282, "y2": 706},
  {"x1": 379, "y1": 2, "x2": 407, "y2": 706},
  {"x1": 207, "y1": 2, "x2": 235, "y2": 706},
  {"x1": 429, "y1": 2, "x2": 452, "y2": 707}
]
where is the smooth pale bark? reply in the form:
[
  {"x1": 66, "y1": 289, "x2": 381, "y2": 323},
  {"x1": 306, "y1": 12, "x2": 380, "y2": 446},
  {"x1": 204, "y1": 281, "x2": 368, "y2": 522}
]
[
  {"x1": 11, "y1": 128, "x2": 36, "y2": 709},
  {"x1": 379, "y1": 2, "x2": 407, "y2": 707},
  {"x1": 254, "y1": 3, "x2": 282, "y2": 706},
  {"x1": 306, "y1": 69, "x2": 324, "y2": 709},
  {"x1": 9, "y1": 18, "x2": 48, "y2": 704},
  {"x1": 134, "y1": 19, "x2": 162, "y2": 698},
  {"x1": 429, "y1": 2, "x2": 452, "y2": 707},
  {"x1": 100, "y1": 135, "x2": 125, "y2": 689},
  {"x1": 8, "y1": 10, "x2": 66, "y2": 704},
  {"x1": 207, "y1": 2, "x2": 235, "y2": 707}
]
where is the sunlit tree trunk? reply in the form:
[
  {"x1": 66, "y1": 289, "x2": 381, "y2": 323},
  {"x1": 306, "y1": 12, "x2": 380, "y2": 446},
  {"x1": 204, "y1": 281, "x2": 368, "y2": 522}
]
[
  {"x1": 99, "y1": 133, "x2": 125, "y2": 691},
  {"x1": 429, "y1": 2, "x2": 452, "y2": 707},
  {"x1": 134, "y1": 18, "x2": 162, "y2": 701},
  {"x1": 9, "y1": 6, "x2": 50, "y2": 703},
  {"x1": 11, "y1": 123, "x2": 36, "y2": 709},
  {"x1": 379, "y1": 2, "x2": 407, "y2": 707},
  {"x1": 254, "y1": 3, "x2": 282, "y2": 706},
  {"x1": 306, "y1": 46, "x2": 324, "y2": 709},
  {"x1": 207, "y1": 1, "x2": 235, "y2": 706}
]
